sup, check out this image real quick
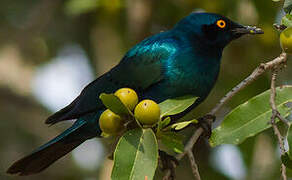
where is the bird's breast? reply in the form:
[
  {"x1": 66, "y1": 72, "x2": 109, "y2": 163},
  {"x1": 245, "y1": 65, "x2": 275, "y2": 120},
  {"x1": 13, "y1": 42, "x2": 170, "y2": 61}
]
[{"x1": 164, "y1": 55, "x2": 221, "y2": 98}]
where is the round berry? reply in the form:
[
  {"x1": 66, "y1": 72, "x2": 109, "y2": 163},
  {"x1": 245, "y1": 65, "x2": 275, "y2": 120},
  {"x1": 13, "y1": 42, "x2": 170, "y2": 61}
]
[
  {"x1": 99, "y1": 109, "x2": 124, "y2": 135},
  {"x1": 134, "y1": 99, "x2": 160, "y2": 126}
]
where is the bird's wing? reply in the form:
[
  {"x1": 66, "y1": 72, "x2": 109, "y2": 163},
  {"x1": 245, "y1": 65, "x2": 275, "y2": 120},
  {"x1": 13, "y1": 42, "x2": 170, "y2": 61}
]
[{"x1": 46, "y1": 34, "x2": 179, "y2": 124}]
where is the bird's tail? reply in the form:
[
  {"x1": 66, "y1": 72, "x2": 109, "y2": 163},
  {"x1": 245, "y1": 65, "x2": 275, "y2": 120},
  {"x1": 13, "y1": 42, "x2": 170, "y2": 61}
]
[{"x1": 7, "y1": 120, "x2": 88, "y2": 176}]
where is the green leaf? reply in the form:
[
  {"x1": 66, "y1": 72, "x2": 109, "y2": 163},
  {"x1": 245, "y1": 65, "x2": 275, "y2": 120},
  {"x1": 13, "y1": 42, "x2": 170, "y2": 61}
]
[
  {"x1": 284, "y1": 0, "x2": 292, "y2": 13},
  {"x1": 157, "y1": 117, "x2": 171, "y2": 132},
  {"x1": 111, "y1": 128, "x2": 158, "y2": 180},
  {"x1": 281, "y1": 122, "x2": 292, "y2": 169},
  {"x1": 171, "y1": 119, "x2": 198, "y2": 130},
  {"x1": 64, "y1": 0, "x2": 99, "y2": 16},
  {"x1": 287, "y1": 125, "x2": 292, "y2": 159},
  {"x1": 282, "y1": 153, "x2": 292, "y2": 169},
  {"x1": 160, "y1": 117, "x2": 171, "y2": 128},
  {"x1": 210, "y1": 86, "x2": 292, "y2": 147},
  {"x1": 278, "y1": 119, "x2": 290, "y2": 138},
  {"x1": 286, "y1": 166, "x2": 292, "y2": 177},
  {"x1": 160, "y1": 132, "x2": 184, "y2": 153},
  {"x1": 159, "y1": 95, "x2": 198, "y2": 118},
  {"x1": 282, "y1": 14, "x2": 292, "y2": 27},
  {"x1": 100, "y1": 93, "x2": 132, "y2": 117}
]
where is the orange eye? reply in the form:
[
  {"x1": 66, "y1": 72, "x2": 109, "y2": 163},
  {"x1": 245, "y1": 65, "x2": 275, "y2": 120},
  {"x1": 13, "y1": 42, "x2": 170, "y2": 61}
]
[{"x1": 216, "y1": 20, "x2": 226, "y2": 29}]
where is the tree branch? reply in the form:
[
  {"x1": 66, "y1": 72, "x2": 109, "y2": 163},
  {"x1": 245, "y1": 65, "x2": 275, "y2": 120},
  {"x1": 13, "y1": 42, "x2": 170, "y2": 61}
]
[
  {"x1": 210, "y1": 52, "x2": 287, "y2": 115},
  {"x1": 163, "y1": 52, "x2": 288, "y2": 180},
  {"x1": 269, "y1": 68, "x2": 287, "y2": 180},
  {"x1": 187, "y1": 150, "x2": 201, "y2": 180}
]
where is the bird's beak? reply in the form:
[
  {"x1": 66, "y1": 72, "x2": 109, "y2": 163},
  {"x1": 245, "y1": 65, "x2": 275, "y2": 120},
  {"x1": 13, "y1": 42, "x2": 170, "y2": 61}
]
[{"x1": 232, "y1": 25, "x2": 264, "y2": 36}]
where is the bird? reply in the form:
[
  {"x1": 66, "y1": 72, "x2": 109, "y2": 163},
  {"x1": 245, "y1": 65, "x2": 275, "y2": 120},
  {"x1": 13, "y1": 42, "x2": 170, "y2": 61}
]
[{"x1": 7, "y1": 12, "x2": 263, "y2": 176}]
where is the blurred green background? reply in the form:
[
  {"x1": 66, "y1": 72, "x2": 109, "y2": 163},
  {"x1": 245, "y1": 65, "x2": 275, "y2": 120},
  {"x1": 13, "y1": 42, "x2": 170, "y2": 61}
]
[{"x1": 0, "y1": 0, "x2": 290, "y2": 179}]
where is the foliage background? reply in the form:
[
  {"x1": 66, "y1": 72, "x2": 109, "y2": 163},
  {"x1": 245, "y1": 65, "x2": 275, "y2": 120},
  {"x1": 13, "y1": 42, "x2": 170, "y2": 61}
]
[{"x1": 0, "y1": 0, "x2": 290, "y2": 179}]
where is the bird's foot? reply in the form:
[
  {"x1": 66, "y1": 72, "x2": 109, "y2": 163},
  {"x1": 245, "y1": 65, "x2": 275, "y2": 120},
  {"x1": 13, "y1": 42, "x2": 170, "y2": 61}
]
[
  {"x1": 197, "y1": 114, "x2": 216, "y2": 139},
  {"x1": 159, "y1": 150, "x2": 178, "y2": 180}
]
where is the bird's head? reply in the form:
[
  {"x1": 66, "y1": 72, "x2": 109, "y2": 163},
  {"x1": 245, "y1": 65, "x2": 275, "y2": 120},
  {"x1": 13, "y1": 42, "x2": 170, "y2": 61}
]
[{"x1": 174, "y1": 12, "x2": 263, "y2": 49}]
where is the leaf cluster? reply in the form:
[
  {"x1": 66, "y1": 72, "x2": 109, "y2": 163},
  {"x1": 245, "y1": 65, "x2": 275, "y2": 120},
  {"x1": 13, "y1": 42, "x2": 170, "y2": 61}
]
[{"x1": 99, "y1": 93, "x2": 198, "y2": 179}]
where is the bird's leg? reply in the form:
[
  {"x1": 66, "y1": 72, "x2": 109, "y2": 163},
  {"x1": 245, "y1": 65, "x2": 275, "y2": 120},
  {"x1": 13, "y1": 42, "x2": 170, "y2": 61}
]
[
  {"x1": 197, "y1": 114, "x2": 216, "y2": 139},
  {"x1": 159, "y1": 150, "x2": 179, "y2": 180}
]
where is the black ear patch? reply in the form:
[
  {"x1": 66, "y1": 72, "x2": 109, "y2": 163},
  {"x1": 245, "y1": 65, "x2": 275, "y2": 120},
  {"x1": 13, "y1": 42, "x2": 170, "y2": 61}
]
[{"x1": 202, "y1": 24, "x2": 218, "y2": 41}]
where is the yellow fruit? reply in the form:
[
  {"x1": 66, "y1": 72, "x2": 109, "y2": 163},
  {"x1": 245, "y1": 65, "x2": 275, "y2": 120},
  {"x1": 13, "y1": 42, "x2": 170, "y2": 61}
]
[
  {"x1": 114, "y1": 88, "x2": 138, "y2": 111},
  {"x1": 134, "y1": 100, "x2": 160, "y2": 126},
  {"x1": 99, "y1": 109, "x2": 124, "y2": 135},
  {"x1": 280, "y1": 27, "x2": 292, "y2": 54}
]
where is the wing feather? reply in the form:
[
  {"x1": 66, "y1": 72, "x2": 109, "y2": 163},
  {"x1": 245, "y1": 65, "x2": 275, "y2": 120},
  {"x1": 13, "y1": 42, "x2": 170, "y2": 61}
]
[{"x1": 46, "y1": 32, "x2": 179, "y2": 124}]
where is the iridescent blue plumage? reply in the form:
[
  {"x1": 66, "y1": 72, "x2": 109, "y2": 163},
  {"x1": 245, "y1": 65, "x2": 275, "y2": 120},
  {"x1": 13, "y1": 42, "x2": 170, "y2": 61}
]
[{"x1": 7, "y1": 12, "x2": 263, "y2": 175}]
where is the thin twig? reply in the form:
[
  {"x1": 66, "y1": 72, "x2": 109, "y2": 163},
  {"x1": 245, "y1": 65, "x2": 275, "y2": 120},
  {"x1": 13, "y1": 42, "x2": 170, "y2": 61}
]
[
  {"x1": 269, "y1": 68, "x2": 287, "y2": 180},
  {"x1": 187, "y1": 150, "x2": 201, "y2": 180},
  {"x1": 163, "y1": 53, "x2": 288, "y2": 180},
  {"x1": 270, "y1": 69, "x2": 278, "y2": 117},
  {"x1": 163, "y1": 128, "x2": 204, "y2": 179},
  {"x1": 210, "y1": 52, "x2": 287, "y2": 115}
]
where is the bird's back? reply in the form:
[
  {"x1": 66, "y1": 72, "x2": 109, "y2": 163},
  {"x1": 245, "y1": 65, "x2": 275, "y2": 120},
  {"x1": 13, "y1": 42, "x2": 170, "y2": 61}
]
[{"x1": 46, "y1": 30, "x2": 180, "y2": 123}]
